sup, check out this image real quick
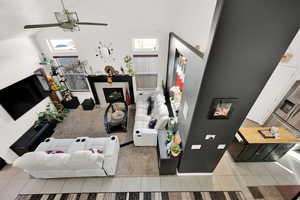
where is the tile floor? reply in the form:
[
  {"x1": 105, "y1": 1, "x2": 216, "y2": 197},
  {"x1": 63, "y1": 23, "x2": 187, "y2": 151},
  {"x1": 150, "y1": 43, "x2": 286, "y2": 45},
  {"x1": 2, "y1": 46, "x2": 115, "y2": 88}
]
[{"x1": 1, "y1": 151, "x2": 300, "y2": 200}]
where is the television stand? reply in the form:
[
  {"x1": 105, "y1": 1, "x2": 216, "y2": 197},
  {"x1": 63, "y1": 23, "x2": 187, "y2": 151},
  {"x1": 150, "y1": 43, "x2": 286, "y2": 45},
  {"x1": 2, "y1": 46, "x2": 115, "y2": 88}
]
[
  {"x1": 10, "y1": 120, "x2": 57, "y2": 156},
  {"x1": 0, "y1": 157, "x2": 6, "y2": 170}
]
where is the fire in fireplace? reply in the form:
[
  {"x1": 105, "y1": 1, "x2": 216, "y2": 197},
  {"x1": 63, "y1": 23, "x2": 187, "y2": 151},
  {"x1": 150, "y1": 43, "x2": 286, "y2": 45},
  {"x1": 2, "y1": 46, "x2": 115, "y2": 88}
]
[{"x1": 103, "y1": 88, "x2": 124, "y2": 103}]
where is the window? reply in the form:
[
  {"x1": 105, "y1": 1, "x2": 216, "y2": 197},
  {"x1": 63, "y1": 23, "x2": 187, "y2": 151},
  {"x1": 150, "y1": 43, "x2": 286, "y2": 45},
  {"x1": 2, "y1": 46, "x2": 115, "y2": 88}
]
[
  {"x1": 135, "y1": 73, "x2": 158, "y2": 90},
  {"x1": 54, "y1": 56, "x2": 89, "y2": 92},
  {"x1": 133, "y1": 39, "x2": 159, "y2": 53},
  {"x1": 133, "y1": 54, "x2": 159, "y2": 73},
  {"x1": 48, "y1": 39, "x2": 76, "y2": 52}
]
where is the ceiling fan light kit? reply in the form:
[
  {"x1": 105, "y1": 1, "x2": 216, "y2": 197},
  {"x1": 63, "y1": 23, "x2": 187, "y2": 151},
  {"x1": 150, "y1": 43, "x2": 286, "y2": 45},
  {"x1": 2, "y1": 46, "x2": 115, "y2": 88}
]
[
  {"x1": 55, "y1": 11, "x2": 80, "y2": 31},
  {"x1": 24, "y1": 0, "x2": 108, "y2": 31}
]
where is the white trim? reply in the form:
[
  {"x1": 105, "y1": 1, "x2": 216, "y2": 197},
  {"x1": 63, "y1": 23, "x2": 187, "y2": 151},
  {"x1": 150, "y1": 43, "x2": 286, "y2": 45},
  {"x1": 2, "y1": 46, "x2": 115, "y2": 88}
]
[
  {"x1": 275, "y1": 162, "x2": 295, "y2": 175},
  {"x1": 288, "y1": 150, "x2": 300, "y2": 163},
  {"x1": 176, "y1": 170, "x2": 213, "y2": 176}
]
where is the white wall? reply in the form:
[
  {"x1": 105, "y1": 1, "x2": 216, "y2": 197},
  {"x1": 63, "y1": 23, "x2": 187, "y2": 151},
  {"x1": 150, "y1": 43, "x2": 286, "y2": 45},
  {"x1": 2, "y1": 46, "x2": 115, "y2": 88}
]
[
  {"x1": 172, "y1": 0, "x2": 217, "y2": 53},
  {"x1": 34, "y1": 0, "x2": 173, "y2": 81},
  {"x1": 33, "y1": 0, "x2": 173, "y2": 101},
  {"x1": 34, "y1": 28, "x2": 170, "y2": 101},
  {"x1": 34, "y1": 0, "x2": 217, "y2": 83},
  {"x1": 247, "y1": 30, "x2": 300, "y2": 124},
  {"x1": 0, "y1": 37, "x2": 51, "y2": 163}
]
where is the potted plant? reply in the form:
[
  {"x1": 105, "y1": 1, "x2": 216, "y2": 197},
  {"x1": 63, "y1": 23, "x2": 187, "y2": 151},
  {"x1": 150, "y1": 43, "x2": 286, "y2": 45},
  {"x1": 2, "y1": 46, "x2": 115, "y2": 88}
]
[
  {"x1": 124, "y1": 55, "x2": 135, "y2": 76},
  {"x1": 167, "y1": 130, "x2": 173, "y2": 143},
  {"x1": 34, "y1": 103, "x2": 67, "y2": 130},
  {"x1": 170, "y1": 143, "x2": 181, "y2": 157}
]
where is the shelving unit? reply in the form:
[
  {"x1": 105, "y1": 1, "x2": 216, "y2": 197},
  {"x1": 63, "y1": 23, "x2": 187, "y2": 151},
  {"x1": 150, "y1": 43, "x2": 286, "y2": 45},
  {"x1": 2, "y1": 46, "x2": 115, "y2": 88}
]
[{"x1": 156, "y1": 131, "x2": 180, "y2": 175}]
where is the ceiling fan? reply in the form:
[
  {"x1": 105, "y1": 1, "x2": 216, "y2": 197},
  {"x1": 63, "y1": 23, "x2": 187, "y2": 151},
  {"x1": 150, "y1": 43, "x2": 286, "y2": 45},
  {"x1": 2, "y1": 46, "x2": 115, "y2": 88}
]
[{"x1": 24, "y1": 0, "x2": 108, "y2": 31}]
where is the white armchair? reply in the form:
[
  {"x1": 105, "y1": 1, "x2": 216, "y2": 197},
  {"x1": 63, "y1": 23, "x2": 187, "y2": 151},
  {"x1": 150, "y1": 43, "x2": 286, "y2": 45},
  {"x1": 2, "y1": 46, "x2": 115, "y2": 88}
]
[{"x1": 133, "y1": 91, "x2": 169, "y2": 146}]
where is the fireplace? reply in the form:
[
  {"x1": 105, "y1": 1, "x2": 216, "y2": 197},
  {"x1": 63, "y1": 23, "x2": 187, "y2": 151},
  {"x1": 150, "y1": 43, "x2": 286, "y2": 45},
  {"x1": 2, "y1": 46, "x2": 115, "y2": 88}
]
[
  {"x1": 87, "y1": 75, "x2": 135, "y2": 107},
  {"x1": 103, "y1": 88, "x2": 124, "y2": 103}
]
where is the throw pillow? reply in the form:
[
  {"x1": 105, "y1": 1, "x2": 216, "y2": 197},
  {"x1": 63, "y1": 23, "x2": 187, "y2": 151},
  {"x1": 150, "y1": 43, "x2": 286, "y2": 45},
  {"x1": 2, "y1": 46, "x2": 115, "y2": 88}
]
[
  {"x1": 155, "y1": 94, "x2": 166, "y2": 104},
  {"x1": 111, "y1": 111, "x2": 125, "y2": 122},
  {"x1": 46, "y1": 150, "x2": 65, "y2": 154},
  {"x1": 148, "y1": 119, "x2": 157, "y2": 129},
  {"x1": 147, "y1": 97, "x2": 154, "y2": 115},
  {"x1": 89, "y1": 148, "x2": 103, "y2": 154}
]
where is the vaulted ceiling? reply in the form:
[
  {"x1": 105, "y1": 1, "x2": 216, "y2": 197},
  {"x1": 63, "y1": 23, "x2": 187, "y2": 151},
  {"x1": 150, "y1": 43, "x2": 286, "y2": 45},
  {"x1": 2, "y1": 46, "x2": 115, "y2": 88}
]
[
  {"x1": 0, "y1": 0, "x2": 53, "y2": 40},
  {"x1": 0, "y1": 0, "x2": 173, "y2": 41}
]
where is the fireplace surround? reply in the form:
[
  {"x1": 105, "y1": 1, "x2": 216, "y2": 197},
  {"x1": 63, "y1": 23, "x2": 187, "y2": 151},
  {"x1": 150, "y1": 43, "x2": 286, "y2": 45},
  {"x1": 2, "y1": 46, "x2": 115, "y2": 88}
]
[{"x1": 87, "y1": 75, "x2": 135, "y2": 106}]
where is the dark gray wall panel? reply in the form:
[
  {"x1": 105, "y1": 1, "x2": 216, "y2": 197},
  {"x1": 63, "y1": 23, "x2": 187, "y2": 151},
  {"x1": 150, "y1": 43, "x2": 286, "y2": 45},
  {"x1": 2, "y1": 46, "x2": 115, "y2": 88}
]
[
  {"x1": 178, "y1": 0, "x2": 300, "y2": 173},
  {"x1": 166, "y1": 34, "x2": 206, "y2": 148}
]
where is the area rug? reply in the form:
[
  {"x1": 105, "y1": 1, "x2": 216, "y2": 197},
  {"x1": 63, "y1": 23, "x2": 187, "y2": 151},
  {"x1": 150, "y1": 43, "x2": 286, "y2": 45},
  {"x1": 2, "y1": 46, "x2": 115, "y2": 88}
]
[
  {"x1": 52, "y1": 105, "x2": 159, "y2": 177},
  {"x1": 16, "y1": 191, "x2": 245, "y2": 200},
  {"x1": 248, "y1": 186, "x2": 300, "y2": 200},
  {"x1": 53, "y1": 106, "x2": 135, "y2": 145}
]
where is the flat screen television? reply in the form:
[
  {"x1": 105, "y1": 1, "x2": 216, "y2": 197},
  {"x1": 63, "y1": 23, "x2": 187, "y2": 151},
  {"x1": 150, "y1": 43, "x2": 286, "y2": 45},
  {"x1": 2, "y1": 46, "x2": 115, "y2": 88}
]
[{"x1": 0, "y1": 75, "x2": 49, "y2": 120}]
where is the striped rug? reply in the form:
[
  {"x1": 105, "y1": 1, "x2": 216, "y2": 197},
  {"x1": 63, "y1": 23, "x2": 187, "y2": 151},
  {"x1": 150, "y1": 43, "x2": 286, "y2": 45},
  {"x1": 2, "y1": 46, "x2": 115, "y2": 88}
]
[
  {"x1": 248, "y1": 185, "x2": 300, "y2": 200},
  {"x1": 16, "y1": 191, "x2": 245, "y2": 200}
]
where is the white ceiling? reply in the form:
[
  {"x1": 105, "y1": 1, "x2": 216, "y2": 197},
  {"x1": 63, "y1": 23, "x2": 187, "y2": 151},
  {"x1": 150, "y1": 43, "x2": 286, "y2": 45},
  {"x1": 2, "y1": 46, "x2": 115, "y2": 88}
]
[
  {"x1": 0, "y1": 0, "x2": 54, "y2": 40},
  {"x1": 0, "y1": 0, "x2": 173, "y2": 41}
]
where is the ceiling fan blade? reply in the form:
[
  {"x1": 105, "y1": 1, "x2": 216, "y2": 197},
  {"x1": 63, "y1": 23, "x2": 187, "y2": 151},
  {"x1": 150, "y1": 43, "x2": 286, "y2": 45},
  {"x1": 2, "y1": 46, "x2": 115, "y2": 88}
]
[
  {"x1": 77, "y1": 22, "x2": 108, "y2": 26},
  {"x1": 24, "y1": 23, "x2": 60, "y2": 29}
]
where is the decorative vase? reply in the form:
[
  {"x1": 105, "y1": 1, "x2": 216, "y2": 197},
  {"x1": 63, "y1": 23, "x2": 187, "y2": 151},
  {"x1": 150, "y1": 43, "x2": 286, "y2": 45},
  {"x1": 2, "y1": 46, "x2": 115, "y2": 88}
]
[
  {"x1": 171, "y1": 151, "x2": 180, "y2": 157},
  {"x1": 173, "y1": 133, "x2": 181, "y2": 145},
  {"x1": 55, "y1": 91, "x2": 63, "y2": 101}
]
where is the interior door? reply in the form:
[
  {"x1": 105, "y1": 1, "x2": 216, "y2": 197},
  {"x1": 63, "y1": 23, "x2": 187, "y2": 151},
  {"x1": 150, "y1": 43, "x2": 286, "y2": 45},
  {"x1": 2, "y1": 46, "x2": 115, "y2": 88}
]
[{"x1": 247, "y1": 65, "x2": 296, "y2": 125}]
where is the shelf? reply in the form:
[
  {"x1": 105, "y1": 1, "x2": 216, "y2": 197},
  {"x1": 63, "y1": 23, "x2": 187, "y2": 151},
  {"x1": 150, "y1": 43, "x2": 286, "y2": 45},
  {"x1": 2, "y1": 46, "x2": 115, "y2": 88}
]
[{"x1": 157, "y1": 131, "x2": 180, "y2": 175}]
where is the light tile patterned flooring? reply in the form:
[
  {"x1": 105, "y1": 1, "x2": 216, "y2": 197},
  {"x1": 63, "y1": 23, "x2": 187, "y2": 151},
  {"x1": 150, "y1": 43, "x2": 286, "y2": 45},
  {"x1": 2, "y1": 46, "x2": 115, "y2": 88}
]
[{"x1": 1, "y1": 151, "x2": 300, "y2": 200}]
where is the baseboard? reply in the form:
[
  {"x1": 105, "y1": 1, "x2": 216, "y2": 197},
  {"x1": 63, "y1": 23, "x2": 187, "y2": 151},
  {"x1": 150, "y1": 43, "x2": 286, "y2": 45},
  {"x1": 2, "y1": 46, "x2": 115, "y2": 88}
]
[
  {"x1": 176, "y1": 170, "x2": 213, "y2": 176},
  {"x1": 120, "y1": 140, "x2": 134, "y2": 148}
]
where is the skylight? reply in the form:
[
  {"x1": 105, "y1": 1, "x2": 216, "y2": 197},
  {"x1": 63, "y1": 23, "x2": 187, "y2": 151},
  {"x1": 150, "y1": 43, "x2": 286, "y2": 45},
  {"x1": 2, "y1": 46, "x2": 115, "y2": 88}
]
[{"x1": 48, "y1": 39, "x2": 77, "y2": 52}]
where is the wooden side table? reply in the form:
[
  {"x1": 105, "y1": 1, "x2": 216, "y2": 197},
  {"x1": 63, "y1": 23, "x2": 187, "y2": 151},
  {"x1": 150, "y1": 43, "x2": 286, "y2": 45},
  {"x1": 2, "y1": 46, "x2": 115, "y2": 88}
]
[{"x1": 10, "y1": 120, "x2": 57, "y2": 156}]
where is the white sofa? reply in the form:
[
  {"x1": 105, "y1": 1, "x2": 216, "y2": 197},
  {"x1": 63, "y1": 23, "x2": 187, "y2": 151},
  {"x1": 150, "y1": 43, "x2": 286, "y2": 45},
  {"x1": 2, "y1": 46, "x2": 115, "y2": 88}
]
[
  {"x1": 133, "y1": 90, "x2": 169, "y2": 146},
  {"x1": 13, "y1": 136, "x2": 119, "y2": 178}
]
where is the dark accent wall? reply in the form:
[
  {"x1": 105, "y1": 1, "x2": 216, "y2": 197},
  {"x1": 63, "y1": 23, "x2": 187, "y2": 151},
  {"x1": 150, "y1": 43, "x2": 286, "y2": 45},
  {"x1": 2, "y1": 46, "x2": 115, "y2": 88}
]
[
  {"x1": 166, "y1": 33, "x2": 206, "y2": 148},
  {"x1": 178, "y1": 0, "x2": 300, "y2": 173}
]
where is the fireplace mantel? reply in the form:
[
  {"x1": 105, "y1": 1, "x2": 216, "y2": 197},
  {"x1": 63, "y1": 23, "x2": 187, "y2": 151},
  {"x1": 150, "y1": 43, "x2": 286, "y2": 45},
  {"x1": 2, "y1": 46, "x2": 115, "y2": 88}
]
[{"x1": 87, "y1": 75, "x2": 135, "y2": 105}]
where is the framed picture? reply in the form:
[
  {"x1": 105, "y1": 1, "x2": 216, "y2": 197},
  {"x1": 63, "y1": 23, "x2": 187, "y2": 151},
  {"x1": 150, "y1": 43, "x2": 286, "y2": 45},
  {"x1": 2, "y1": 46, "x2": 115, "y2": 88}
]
[{"x1": 208, "y1": 98, "x2": 238, "y2": 119}]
